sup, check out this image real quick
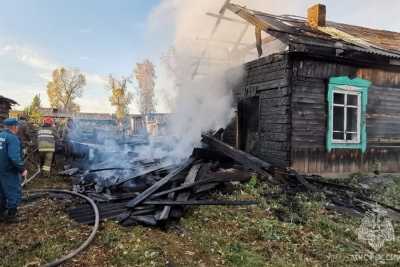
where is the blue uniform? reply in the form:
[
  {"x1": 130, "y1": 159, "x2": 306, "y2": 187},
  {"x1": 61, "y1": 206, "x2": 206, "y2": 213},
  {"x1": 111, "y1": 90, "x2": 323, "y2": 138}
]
[{"x1": 0, "y1": 129, "x2": 24, "y2": 209}]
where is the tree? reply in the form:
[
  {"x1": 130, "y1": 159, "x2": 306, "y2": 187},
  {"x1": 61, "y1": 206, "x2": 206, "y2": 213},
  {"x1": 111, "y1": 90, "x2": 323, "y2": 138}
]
[
  {"x1": 24, "y1": 94, "x2": 42, "y2": 124},
  {"x1": 47, "y1": 67, "x2": 86, "y2": 113},
  {"x1": 108, "y1": 75, "x2": 133, "y2": 124},
  {"x1": 134, "y1": 60, "x2": 156, "y2": 115}
]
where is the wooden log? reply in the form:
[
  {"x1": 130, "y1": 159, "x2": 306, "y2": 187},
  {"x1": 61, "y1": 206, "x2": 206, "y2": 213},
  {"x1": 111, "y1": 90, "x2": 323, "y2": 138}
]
[
  {"x1": 176, "y1": 164, "x2": 202, "y2": 202},
  {"x1": 151, "y1": 173, "x2": 251, "y2": 198},
  {"x1": 126, "y1": 158, "x2": 194, "y2": 209},
  {"x1": 114, "y1": 161, "x2": 175, "y2": 186},
  {"x1": 157, "y1": 184, "x2": 177, "y2": 221},
  {"x1": 142, "y1": 199, "x2": 258, "y2": 206},
  {"x1": 157, "y1": 165, "x2": 202, "y2": 221},
  {"x1": 201, "y1": 134, "x2": 275, "y2": 173}
]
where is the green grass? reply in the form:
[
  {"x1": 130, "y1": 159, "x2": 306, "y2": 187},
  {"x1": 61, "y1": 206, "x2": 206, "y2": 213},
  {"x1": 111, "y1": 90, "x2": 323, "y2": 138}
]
[{"x1": 3, "y1": 175, "x2": 400, "y2": 266}]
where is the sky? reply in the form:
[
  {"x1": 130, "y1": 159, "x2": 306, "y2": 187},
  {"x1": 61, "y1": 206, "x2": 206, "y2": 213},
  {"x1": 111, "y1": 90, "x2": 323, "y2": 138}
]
[{"x1": 0, "y1": 0, "x2": 399, "y2": 114}]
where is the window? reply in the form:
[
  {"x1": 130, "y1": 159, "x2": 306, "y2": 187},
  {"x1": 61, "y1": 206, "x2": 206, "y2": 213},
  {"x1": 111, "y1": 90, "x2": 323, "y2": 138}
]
[
  {"x1": 327, "y1": 76, "x2": 371, "y2": 152},
  {"x1": 332, "y1": 88, "x2": 361, "y2": 143}
]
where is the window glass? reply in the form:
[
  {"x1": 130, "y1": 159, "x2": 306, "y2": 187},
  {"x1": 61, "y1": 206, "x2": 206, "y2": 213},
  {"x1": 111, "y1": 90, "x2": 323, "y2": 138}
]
[
  {"x1": 332, "y1": 91, "x2": 360, "y2": 142},
  {"x1": 333, "y1": 106, "x2": 344, "y2": 132},
  {"x1": 346, "y1": 107, "x2": 358, "y2": 132},
  {"x1": 346, "y1": 133, "x2": 357, "y2": 141},
  {"x1": 327, "y1": 77, "x2": 370, "y2": 152},
  {"x1": 347, "y1": 94, "x2": 358, "y2": 106},
  {"x1": 334, "y1": 93, "x2": 345, "y2": 104},
  {"x1": 333, "y1": 132, "x2": 345, "y2": 140}
]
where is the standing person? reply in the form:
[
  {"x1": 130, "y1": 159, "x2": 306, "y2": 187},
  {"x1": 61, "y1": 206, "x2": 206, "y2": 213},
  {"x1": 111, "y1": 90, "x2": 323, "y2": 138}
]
[
  {"x1": 38, "y1": 117, "x2": 56, "y2": 175},
  {"x1": 16, "y1": 115, "x2": 32, "y2": 157},
  {"x1": 0, "y1": 118, "x2": 27, "y2": 223}
]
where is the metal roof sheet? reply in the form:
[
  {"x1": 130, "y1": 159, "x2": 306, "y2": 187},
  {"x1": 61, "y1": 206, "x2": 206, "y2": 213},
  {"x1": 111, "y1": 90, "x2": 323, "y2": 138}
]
[{"x1": 244, "y1": 7, "x2": 400, "y2": 59}]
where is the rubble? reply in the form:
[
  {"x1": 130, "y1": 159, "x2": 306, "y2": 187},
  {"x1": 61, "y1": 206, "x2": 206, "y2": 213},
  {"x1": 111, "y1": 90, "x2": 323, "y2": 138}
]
[
  {"x1": 62, "y1": 135, "x2": 258, "y2": 227},
  {"x1": 59, "y1": 132, "x2": 400, "y2": 228}
]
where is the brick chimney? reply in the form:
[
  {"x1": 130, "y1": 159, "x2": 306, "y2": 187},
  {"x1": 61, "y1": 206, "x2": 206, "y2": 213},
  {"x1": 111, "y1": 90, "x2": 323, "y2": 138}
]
[{"x1": 307, "y1": 4, "x2": 326, "y2": 28}]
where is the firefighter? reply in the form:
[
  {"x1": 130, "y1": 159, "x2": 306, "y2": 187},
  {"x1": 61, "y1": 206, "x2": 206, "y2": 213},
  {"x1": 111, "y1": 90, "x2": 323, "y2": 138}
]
[
  {"x1": 38, "y1": 117, "x2": 56, "y2": 175},
  {"x1": 0, "y1": 118, "x2": 27, "y2": 223}
]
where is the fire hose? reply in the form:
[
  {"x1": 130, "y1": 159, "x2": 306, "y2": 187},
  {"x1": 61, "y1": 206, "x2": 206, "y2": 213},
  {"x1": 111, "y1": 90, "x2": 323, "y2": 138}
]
[{"x1": 24, "y1": 189, "x2": 100, "y2": 267}]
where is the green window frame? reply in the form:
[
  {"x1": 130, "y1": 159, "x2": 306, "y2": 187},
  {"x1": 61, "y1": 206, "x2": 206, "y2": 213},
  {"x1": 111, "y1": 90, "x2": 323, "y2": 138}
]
[{"x1": 326, "y1": 76, "x2": 371, "y2": 152}]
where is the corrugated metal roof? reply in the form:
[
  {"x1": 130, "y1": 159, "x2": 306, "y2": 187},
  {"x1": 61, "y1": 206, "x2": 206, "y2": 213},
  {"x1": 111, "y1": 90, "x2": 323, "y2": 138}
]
[
  {"x1": 332, "y1": 22, "x2": 400, "y2": 55},
  {"x1": 240, "y1": 6, "x2": 400, "y2": 59}
]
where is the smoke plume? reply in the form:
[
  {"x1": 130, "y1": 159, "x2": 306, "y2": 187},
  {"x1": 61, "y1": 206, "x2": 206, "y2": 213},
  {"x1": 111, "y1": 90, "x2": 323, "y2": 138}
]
[
  {"x1": 148, "y1": 0, "x2": 312, "y2": 160},
  {"x1": 147, "y1": 1, "x2": 259, "y2": 160},
  {"x1": 145, "y1": 0, "x2": 399, "y2": 161}
]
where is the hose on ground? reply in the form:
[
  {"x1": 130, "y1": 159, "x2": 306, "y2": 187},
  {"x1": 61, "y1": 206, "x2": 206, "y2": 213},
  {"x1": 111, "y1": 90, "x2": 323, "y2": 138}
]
[{"x1": 24, "y1": 189, "x2": 100, "y2": 267}]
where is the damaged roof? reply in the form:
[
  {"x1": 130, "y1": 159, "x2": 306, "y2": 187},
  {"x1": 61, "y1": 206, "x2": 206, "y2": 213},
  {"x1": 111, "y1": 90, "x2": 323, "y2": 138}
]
[
  {"x1": 0, "y1": 95, "x2": 18, "y2": 105},
  {"x1": 227, "y1": 3, "x2": 400, "y2": 59}
]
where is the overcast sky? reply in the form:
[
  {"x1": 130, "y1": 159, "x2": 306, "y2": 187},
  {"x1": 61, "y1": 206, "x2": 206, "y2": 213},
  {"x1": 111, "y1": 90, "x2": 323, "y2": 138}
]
[{"x1": 0, "y1": 0, "x2": 399, "y2": 114}]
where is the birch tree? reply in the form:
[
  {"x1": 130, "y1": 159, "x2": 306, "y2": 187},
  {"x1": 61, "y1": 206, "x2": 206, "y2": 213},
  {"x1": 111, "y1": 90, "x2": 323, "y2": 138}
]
[
  {"x1": 108, "y1": 75, "x2": 133, "y2": 123},
  {"x1": 47, "y1": 67, "x2": 86, "y2": 112}
]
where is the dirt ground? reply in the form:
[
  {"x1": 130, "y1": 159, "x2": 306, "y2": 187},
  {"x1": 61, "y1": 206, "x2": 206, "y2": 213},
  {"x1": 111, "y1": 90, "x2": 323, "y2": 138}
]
[{"x1": 2, "y1": 174, "x2": 400, "y2": 267}]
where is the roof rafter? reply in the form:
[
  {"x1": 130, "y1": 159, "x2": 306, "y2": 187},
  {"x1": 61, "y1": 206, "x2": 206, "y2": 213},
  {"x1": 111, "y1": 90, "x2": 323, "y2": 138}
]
[
  {"x1": 205, "y1": 12, "x2": 247, "y2": 25},
  {"x1": 224, "y1": 3, "x2": 290, "y2": 57},
  {"x1": 225, "y1": 3, "x2": 293, "y2": 36}
]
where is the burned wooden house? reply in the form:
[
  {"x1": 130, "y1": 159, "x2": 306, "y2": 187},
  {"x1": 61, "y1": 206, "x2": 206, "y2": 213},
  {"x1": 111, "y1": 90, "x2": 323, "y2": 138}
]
[
  {"x1": 221, "y1": 3, "x2": 400, "y2": 175},
  {"x1": 0, "y1": 95, "x2": 17, "y2": 122}
]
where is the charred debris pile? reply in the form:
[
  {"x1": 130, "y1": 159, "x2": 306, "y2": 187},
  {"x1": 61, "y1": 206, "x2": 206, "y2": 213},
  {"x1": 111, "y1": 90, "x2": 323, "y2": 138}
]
[
  {"x1": 62, "y1": 133, "x2": 400, "y2": 227},
  {"x1": 63, "y1": 134, "x2": 259, "y2": 227}
]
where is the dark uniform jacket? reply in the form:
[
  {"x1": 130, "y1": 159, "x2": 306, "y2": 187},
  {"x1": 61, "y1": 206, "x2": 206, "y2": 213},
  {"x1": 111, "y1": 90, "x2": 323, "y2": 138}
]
[{"x1": 0, "y1": 129, "x2": 25, "y2": 177}]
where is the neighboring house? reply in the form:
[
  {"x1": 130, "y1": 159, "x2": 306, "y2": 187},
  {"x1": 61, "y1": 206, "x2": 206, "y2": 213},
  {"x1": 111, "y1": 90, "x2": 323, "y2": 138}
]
[
  {"x1": 0, "y1": 96, "x2": 17, "y2": 122},
  {"x1": 222, "y1": 3, "x2": 400, "y2": 174},
  {"x1": 130, "y1": 113, "x2": 170, "y2": 136},
  {"x1": 39, "y1": 108, "x2": 170, "y2": 137},
  {"x1": 39, "y1": 108, "x2": 115, "y2": 124},
  {"x1": 39, "y1": 108, "x2": 73, "y2": 119}
]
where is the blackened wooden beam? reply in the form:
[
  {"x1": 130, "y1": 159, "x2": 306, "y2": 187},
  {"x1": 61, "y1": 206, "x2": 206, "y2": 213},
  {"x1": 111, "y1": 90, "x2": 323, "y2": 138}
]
[
  {"x1": 151, "y1": 174, "x2": 250, "y2": 199},
  {"x1": 158, "y1": 165, "x2": 201, "y2": 221},
  {"x1": 126, "y1": 158, "x2": 194, "y2": 208},
  {"x1": 142, "y1": 199, "x2": 257, "y2": 206},
  {"x1": 157, "y1": 182, "x2": 177, "y2": 221},
  {"x1": 201, "y1": 134, "x2": 274, "y2": 175},
  {"x1": 114, "y1": 161, "x2": 175, "y2": 186},
  {"x1": 176, "y1": 164, "x2": 202, "y2": 201}
]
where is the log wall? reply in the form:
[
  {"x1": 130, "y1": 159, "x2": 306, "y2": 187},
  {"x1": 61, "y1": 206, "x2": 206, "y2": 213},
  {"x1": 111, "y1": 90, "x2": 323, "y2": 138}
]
[
  {"x1": 290, "y1": 56, "x2": 400, "y2": 174},
  {"x1": 225, "y1": 53, "x2": 291, "y2": 167}
]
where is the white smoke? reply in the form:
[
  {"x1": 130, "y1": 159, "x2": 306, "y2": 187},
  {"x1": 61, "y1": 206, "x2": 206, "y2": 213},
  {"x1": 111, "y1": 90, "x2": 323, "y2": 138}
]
[
  {"x1": 147, "y1": 1, "x2": 258, "y2": 160},
  {"x1": 146, "y1": 0, "x2": 307, "y2": 161},
  {"x1": 166, "y1": 70, "x2": 241, "y2": 159},
  {"x1": 147, "y1": 0, "x2": 331, "y2": 161},
  {"x1": 146, "y1": 0, "x2": 400, "y2": 161},
  {"x1": 149, "y1": 0, "x2": 305, "y2": 159}
]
